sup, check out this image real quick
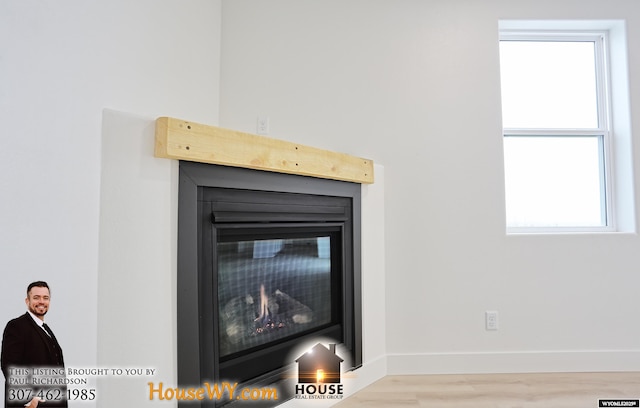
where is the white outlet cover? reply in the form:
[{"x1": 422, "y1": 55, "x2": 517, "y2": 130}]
[
  {"x1": 257, "y1": 116, "x2": 270, "y2": 135},
  {"x1": 485, "y1": 311, "x2": 499, "y2": 330}
]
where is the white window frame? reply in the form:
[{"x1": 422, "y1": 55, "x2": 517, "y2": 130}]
[{"x1": 500, "y1": 28, "x2": 616, "y2": 234}]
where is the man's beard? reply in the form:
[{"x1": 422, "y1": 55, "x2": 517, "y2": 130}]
[{"x1": 30, "y1": 304, "x2": 48, "y2": 317}]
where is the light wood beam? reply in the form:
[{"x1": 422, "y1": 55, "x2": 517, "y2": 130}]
[{"x1": 155, "y1": 117, "x2": 374, "y2": 184}]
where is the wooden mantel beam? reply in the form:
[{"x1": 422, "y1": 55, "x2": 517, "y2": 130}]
[{"x1": 154, "y1": 117, "x2": 374, "y2": 184}]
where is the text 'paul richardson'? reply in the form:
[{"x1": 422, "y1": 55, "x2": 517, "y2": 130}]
[{"x1": 6, "y1": 366, "x2": 158, "y2": 403}]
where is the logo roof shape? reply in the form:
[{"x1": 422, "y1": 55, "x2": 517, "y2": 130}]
[{"x1": 296, "y1": 343, "x2": 343, "y2": 383}]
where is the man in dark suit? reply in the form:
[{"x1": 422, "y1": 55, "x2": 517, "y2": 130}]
[{"x1": 1, "y1": 282, "x2": 67, "y2": 408}]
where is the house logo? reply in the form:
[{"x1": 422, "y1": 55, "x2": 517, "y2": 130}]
[{"x1": 294, "y1": 343, "x2": 345, "y2": 400}]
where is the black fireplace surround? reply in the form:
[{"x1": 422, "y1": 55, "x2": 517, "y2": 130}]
[{"x1": 177, "y1": 161, "x2": 362, "y2": 406}]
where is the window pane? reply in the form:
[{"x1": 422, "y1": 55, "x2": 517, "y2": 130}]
[
  {"x1": 504, "y1": 136, "x2": 605, "y2": 227},
  {"x1": 500, "y1": 41, "x2": 598, "y2": 129}
]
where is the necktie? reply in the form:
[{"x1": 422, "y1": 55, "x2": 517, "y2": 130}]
[
  {"x1": 42, "y1": 323, "x2": 56, "y2": 339},
  {"x1": 42, "y1": 323, "x2": 64, "y2": 365}
]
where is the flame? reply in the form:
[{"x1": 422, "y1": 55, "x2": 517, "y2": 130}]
[
  {"x1": 316, "y1": 369, "x2": 324, "y2": 383},
  {"x1": 255, "y1": 284, "x2": 269, "y2": 323}
]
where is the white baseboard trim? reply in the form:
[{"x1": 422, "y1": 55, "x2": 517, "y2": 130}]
[
  {"x1": 387, "y1": 350, "x2": 640, "y2": 375},
  {"x1": 342, "y1": 354, "x2": 387, "y2": 396}
]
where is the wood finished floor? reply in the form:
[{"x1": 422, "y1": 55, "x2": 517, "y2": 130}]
[{"x1": 333, "y1": 372, "x2": 640, "y2": 407}]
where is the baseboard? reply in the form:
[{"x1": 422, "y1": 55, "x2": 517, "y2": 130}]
[
  {"x1": 387, "y1": 350, "x2": 640, "y2": 375},
  {"x1": 341, "y1": 354, "x2": 387, "y2": 397}
]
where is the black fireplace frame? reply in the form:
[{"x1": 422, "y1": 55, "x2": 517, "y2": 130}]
[{"x1": 177, "y1": 161, "x2": 362, "y2": 406}]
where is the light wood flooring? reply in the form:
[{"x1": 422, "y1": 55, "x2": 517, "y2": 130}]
[{"x1": 333, "y1": 372, "x2": 640, "y2": 407}]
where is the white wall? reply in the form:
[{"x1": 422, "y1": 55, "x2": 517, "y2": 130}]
[
  {"x1": 219, "y1": 0, "x2": 640, "y2": 375},
  {"x1": 0, "y1": 0, "x2": 220, "y2": 406}
]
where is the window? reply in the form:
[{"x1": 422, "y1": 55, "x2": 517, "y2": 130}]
[{"x1": 499, "y1": 27, "x2": 616, "y2": 232}]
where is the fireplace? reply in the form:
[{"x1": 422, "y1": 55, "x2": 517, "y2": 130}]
[{"x1": 177, "y1": 161, "x2": 362, "y2": 406}]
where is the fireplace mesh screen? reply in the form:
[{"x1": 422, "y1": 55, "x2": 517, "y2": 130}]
[{"x1": 217, "y1": 237, "x2": 333, "y2": 358}]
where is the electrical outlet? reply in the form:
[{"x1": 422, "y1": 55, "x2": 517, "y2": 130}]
[
  {"x1": 485, "y1": 311, "x2": 499, "y2": 331},
  {"x1": 257, "y1": 116, "x2": 270, "y2": 135}
]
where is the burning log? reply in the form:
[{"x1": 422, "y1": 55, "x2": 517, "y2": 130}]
[
  {"x1": 273, "y1": 289, "x2": 313, "y2": 324},
  {"x1": 220, "y1": 284, "x2": 315, "y2": 348}
]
